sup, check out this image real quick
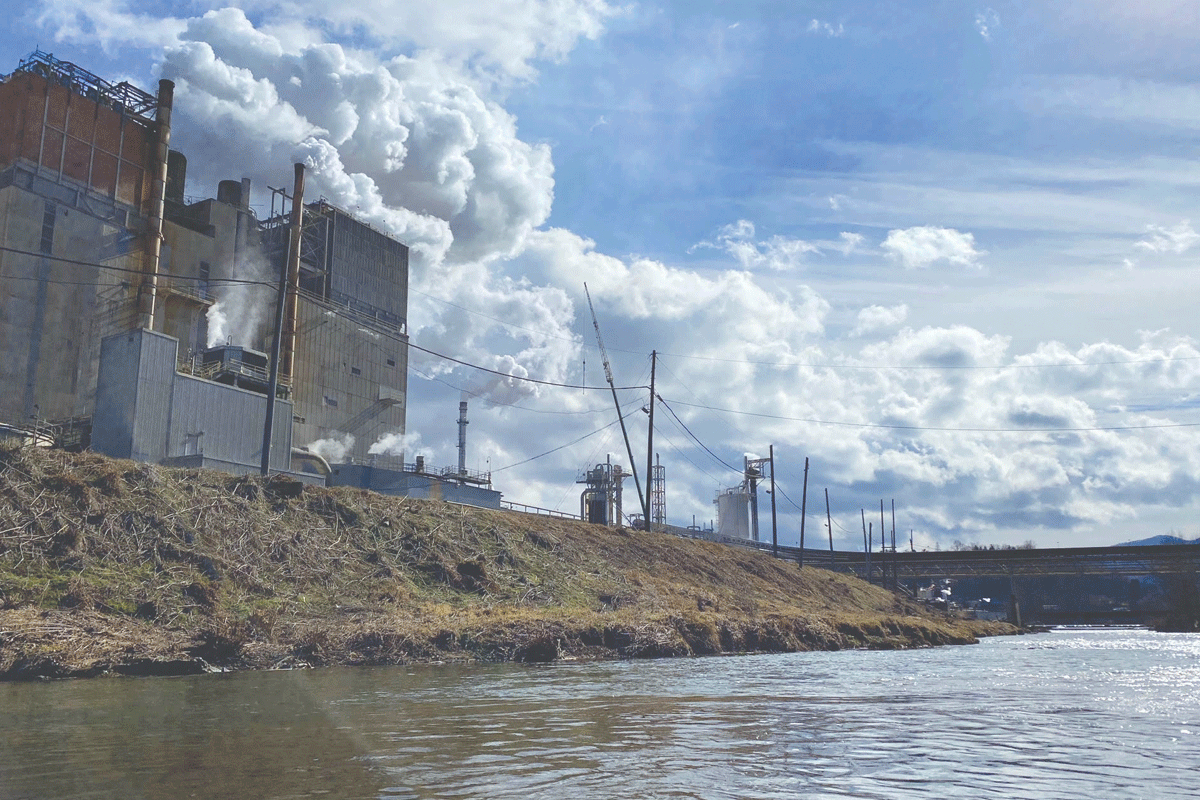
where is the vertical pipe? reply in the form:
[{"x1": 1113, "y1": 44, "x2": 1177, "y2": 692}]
[
  {"x1": 880, "y1": 500, "x2": 887, "y2": 589},
  {"x1": 748, "y1": 461, "x2": 759, "y2": 543},
  {"x1": 261, "y1": 164, "x2": 303, "y2": 476},
  {"x1": 825, "y1": 488, "x2": 834, "y2": 567},
  {"x1": 645, "y1": 350, "x2": 656, "y2": 531},
  {"x1": 799, "y1": 456, "x2": 809, "y2": 569},
  {"x1": 261, "y1": 221, "x2": 290, "y2": 476},
  {"x1": 769, "y1": 445, "x2": 777, "y2": 558},
  {"x1": 280, "y1": 162, "x2": 306, "y2": 382},
  {"x1": 891, "y1": 499, "x2": 897, "y2": 588},
  {"x1": 138, "y1": 79, "x2": 174, "y2": 330},
  {"x1": 457, "y1": 400, "x2": 469, "y2": 475},
  {"x1": 862, "y1": 509, "x2": 870, "y2": 582}
]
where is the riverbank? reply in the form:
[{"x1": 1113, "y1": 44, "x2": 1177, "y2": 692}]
[{"x1": 0, "y1": 446, "x2": 1016, "y2": 680}]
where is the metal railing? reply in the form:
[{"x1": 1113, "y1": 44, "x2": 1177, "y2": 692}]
[{"x1": 501, "y1": 501, "x2": 581, "y2": 521}]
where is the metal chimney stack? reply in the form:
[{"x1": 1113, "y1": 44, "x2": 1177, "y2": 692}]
[{"x1": 457, "y1": 401, "x2": 469, "y2": 475}]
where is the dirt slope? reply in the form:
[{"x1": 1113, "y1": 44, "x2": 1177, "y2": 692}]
[{"x1": 0, "y1": 445, "x2": 1014, "y2": 679}]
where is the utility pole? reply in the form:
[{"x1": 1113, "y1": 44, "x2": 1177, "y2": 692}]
[
  {"x1": 769, "y1": 445, "x2": 778, "y2": 558},
  {"x1": 825, "y1": 487, "x2": 834, "y2": 567},
  {"x1": 883, "y1": 503, "x2": 892, "y2": 592},
  {"x1": 862, "y1": 509, "x2": 870, "y2": 583},
  {"x1": 262, "y1": 163, "x2": 304, "y2": 476},
  {"x1": 645, "y1": 350, "x2": 656, "y2": 530},
  {"x1": 891, "y1": 499, "x2": 897, "y2": 589},
  {"x1": 799, "y1": 456, "x2": 809, "y2": 569},
  {"x1": 584, "y1": 283, "x2": 644, "y2": 526}
]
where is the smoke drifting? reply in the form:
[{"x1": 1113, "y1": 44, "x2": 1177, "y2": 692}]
[
  {"x1": 368, "y1": 431, "x2": 432, "y2": 460},
  {"x1": 305, "y1": 434, "x2": 355, "y2": 464},
  {"x1": 205, "y1": 251, "x2": 274, "y2": 349}
]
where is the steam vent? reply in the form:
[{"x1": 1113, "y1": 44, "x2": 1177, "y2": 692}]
[{"x1": 0, "y1": 51, "x2": 496, "y2": 506}]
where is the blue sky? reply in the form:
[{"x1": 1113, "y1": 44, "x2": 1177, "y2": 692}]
[{"x1": 8, "y1": 1, "x2": 1200, "y2": 547}]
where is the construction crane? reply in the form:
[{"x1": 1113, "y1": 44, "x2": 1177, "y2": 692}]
[{"x1": 583, "y1": 283, "x2": 647, "y2": 528}]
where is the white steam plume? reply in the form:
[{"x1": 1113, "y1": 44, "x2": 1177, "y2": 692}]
[
  {"x1": 205, "y1": 250, "x2": 274, "y2": 349},
  {"x1": 305, "y1": 433, "x2": 355, "y2": 464},
  {"x1": 368, "y1": 431, "x2": 433, "y2": 460}
]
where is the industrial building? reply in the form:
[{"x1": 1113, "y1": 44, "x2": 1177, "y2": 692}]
[{"x1": 0, "y1": 50, "x2": 498, "y2": 507}]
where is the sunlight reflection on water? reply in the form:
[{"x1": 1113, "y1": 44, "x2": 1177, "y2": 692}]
[{"x1": 1, "y1": 628, "x2": 1196, "y2": 799}]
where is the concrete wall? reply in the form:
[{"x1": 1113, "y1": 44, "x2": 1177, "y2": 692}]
[
  {"x1": 329, "y1": 463, "x2": 501, "y2": 509},
  {"x1": 0, "y1": 176, "x2": 140, "y2": 424}
]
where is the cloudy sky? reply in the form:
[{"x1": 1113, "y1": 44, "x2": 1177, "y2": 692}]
[{"x1": 8, "y1": 1, "x2": 1200, "y2": 548}]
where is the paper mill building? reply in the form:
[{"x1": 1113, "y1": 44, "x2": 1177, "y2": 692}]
[{"x1": 0, "y1": 50, "x2": 502, "y2": 505}]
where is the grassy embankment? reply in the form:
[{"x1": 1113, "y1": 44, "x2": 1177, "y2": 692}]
[{"x1": 0, "y1": 445, "x2": 1015, "y2": 679}]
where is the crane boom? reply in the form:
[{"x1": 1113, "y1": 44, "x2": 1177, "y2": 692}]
[{"x1": 583, "y1": 283, "x2": 646, "y2": 528}]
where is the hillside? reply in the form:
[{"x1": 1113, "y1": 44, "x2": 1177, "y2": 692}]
[{"x1": 0, "y1": 445, "x2": 1014, "y2": 679}]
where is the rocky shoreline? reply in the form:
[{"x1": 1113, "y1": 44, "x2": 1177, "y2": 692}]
[{"x1": 0, "y1": 446, "x2": 1017, "y2": 680}]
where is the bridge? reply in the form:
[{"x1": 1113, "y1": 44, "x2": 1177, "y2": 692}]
[
  {"x1": 792, "y1": 542, "x2": 1200, "y2": 581},
  {"x1": 664, "y1": 526, "x2": 1200, "y2": 581}
]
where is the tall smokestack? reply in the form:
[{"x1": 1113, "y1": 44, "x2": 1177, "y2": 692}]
[
  {"x1": 280, "y1": 163, "x2": 305, "y2": 382},
  {"x1": 138, "y1": 79, "x2": 174, "y2": 330},
  {"x1": 457, "y1": 400, "x2": 469, "y2": 475}
]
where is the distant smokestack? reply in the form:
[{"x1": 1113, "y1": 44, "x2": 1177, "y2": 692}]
[
  {"x1": 457, "y1": 400, "x2": 469, "y2": 475},
  {"x1": 138, "y1": 78, "x2": 174, "y2": 330}
]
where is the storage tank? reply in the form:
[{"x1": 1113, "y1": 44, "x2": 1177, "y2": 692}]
[{"x1": 715, "y1": 487, "x2": 752, "y2": 540}]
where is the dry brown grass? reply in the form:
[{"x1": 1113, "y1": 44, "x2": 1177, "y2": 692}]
[{"x1": 0, "y1": 444, "x2": 1014, "y2": 678}]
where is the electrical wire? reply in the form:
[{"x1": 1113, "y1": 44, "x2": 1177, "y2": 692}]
[
  {"x1": 661, "y1": 397, "x2": 1200, "y2": 433},
  {"x1": 656, "y1": 397, "x2": 744, "y2": 475},
  {"x1": 407, "y1": 364, "x2": 639, "y2": 416},
  {"x1": 651, "y1": 424, "x2": 726, "y2": 486},
  {"x1": 10, "y1": 244, "x2": 1200, "y2": 374},
  {"x1": 652, "y1": 348, "x2": 1200, "y2": 371},
  {"x1": 492, "y1": 406, "x2": 641, "y2": 472},
  {"x1": 0, "y1": 245, "x2": 277, "y2": 288}
]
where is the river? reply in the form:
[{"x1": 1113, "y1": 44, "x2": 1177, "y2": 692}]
[{"x1": 1, "y1": 627, "x2": 1196, "y2": 799}]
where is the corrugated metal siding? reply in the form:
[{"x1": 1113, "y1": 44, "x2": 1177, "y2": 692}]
[
  {"x1": 170, "y1": 375, "x2": 292, "y2": 471},
  {"x1": 291, "y1": 297, "x2": 406, "y2": 460},
  {"x1": 128, "y1": 330, "x2": 176, "y2": 463},
  {"x1": 329, "y1": 213, "x2": 407, "y2": 322},
  {"x1": 92, "y1": 329, "x2": 175, "y2": 462},
  {"x1": 92, "y1": 331, "x2": 143, "y2": 458}
]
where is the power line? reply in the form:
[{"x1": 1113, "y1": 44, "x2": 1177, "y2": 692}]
[
  {"x1": 407, "y1": 365, "x2": 638, "y2": 416},
  {"x1": 493, "y1": 407, "x2": 640, "y2": 472},
  {"x1": 406, "y1": 287, "x2": 1200, "y2": 373},
  {"x1": 652, "y1": 424, "x2": 726, "y2": 486},
  {"x1": 656, "y1": 397, "x2": 744, "y2": 475},
  {"x1": 656, "y1": 348, "x2": 1200, "y2": 371},
  {"x1": 0, "y1": 244, "x2": 276, "y2": 288},
  {"x1": 662, "y1": 397, "x2": 1200, "y2": 433}
]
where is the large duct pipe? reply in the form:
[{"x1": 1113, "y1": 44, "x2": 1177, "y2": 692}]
[
  {"x1": 280, "y1": 162, "x2": 306, "y2": 382},
  {"x1": 138, "y1": 79, "x2": 174, "y2": 330},
  {"x1": 457, "y1": 400, "x2": 468, "y2": 475}
]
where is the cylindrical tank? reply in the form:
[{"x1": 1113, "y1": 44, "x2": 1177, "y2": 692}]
[
  {"x1": 165, "y1": 150, "x2": 187, "y2": 205},
  {"x1": 217, "y1": 179, "x2": 243, "y2": 207},
  {"x1": 716, "y1": 489, "x2": 751, "y2": 539}
]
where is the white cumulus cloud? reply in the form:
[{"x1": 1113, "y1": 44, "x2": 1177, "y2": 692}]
[
  {"x1": 852, "y1": 304, "x2": 909, "y2": 337},
  {"x1": 881, "y1": 226, "x2": 984, "y2": 269}
]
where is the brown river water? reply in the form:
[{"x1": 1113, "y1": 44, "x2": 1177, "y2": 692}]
[{"x1": 1, "y1": 627, "x2": 1196, "y2": 799}]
